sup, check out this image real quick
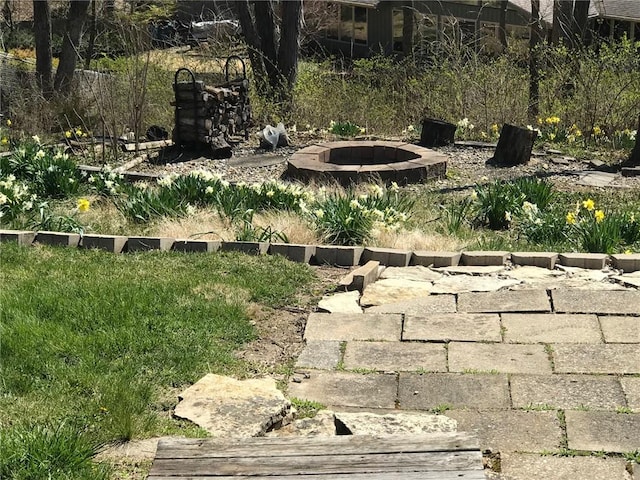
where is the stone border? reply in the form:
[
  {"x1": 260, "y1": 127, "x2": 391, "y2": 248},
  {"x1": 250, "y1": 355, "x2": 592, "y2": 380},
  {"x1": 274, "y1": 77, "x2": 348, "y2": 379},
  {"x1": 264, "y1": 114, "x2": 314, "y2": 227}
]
[
  {"x1": 286, "y1": 141, "x2": 447, "y2": 185},
  {"x1": 2, "y1": 229, "x2": 639, "y2": 273}
]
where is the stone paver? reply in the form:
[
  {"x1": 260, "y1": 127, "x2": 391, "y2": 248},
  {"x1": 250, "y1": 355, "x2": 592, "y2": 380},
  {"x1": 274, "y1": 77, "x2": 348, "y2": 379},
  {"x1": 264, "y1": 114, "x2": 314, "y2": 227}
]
[
  {"x1": 403, "y1": 313, "x2": 501, "y2": 342},
  {"x1": 378, "y1": 265, "x2": 442, "y2": 282},
  {"x1": 621, "y1": 377, "x2": 640, "y2": 412},
  {"x1": 365, "y1": 294, "x2": 456, "y2": 315},
  {"x1": 436, "y1": 265, "x2": 506, "y2": 275},
  {"x1": 501, "y1": 313, "x2": 602, "y2": 343},
  {"x1": 510, "y1": 374, "x2": 627, "y2": 410},
  {"x1": 303, "y1": 313, "x2": 401, "y2": 341},
  {"x1": 316, "y1": 291, "x2": 362, "y2": 314},
  {"x1": 398, "y1": 373, "x2": 510, "y2": 410},
  {"x1": 295, "y1": 341, "x2": 342, "y2": 370},
  {"x1": 448, "y1": 342, "x2": 552, "y2": 374},
  {"x1": 457, "y1": 289, "x2": 551, "y2": 313},
  {"x1": 334, "y1": 411, "x2": 457, "y2": 435},
  {"x1": 287, "y1": 371, "x2": 397, "y2": 409},
  {"x1": 446, "y1": 410, "x2": 562, "y2": 452},
  {"x1": 359, "y1": 278, "x2": 433, "y2": 306},
  {"x1": 499, "y1": 453, "x2": 630, "y2": 480},
  {"x1": 552, "y1": 289, "x2": 640, "y2": 314},
  {"x1": 553, "y1": 344, "x2": 640, "y2": 374},
  {"x1": 599, "y1": 315, "x2": 640, "y2": 343},
  {"x1": 565, "y1": 411, "x2": 640, "y2": 453},
  {"x1": 431, "y1": 275, "x2": 521, "y2": 294},
  {"x1": 342, "y1": 341, "x2": 446, "y2": 372}
]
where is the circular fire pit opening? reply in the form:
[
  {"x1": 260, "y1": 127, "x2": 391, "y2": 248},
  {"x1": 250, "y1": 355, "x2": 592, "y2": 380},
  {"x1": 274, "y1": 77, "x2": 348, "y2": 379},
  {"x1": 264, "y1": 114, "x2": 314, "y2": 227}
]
[{"x1": 286, "y1": 141, "x2": 447, "y2": 185}]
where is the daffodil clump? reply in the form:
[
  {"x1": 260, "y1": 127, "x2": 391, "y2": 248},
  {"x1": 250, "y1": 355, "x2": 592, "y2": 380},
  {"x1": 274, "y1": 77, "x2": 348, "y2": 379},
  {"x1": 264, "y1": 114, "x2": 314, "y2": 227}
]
[
  {"x1": 455, "y1": 118, "x2": 475, "y2": 140},
  {"x1": 0, "y1": 174, "x2": 38, "y2": 223},
  {"x1": 328, "y1": 120, "x2": 366, "y2": 138},
  {"x1": 564, "y1": 198, "x2": 639, "y2": 253},
  {"x1": 64, "y1": 126, "x2": 89, "y2": 141},
  {"x1": 306, "y1": 182, "x2": 413, "y2": 245},
  {"x1": 1, "y1": 118, "x2": 12, "y2": 149}
]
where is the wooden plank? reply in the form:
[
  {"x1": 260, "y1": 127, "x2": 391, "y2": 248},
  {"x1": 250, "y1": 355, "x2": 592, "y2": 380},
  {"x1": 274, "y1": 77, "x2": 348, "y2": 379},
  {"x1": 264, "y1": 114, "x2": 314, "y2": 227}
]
[
  {"x1": 154, "y1": 432, "x2": 480, "y2": 459},
  {"x1": 148, "y1": 451, "x2": 483, "y2": 476},
  {"x1": 148, "y1": 470, "x2": 486, "y2": 480},
  {"x1": 122, "y1": 140, "x2": 173, "y2": 152}
]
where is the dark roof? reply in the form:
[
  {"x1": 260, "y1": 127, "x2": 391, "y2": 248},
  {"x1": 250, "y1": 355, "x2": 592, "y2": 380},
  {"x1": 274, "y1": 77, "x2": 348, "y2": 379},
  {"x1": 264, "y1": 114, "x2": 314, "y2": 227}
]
[
  {"x1": 330, "y1": 0, "x2": 381, "y2": 7},
  {"x1": 595, "y1": 0, "x2": 640, "y2": 21}
]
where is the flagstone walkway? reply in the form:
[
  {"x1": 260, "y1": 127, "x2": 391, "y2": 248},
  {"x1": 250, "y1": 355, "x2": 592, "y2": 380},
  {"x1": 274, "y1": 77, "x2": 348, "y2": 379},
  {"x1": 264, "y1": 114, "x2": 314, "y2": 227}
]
[{"x1": 289, "y1": 264, "x2": 640, "y2": 480}]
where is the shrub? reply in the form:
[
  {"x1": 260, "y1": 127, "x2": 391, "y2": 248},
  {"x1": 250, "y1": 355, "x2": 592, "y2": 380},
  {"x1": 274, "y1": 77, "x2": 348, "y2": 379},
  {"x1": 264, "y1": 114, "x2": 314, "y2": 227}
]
[{"x1": 474, "y1": 180, "x2": 524, "y2": 230}]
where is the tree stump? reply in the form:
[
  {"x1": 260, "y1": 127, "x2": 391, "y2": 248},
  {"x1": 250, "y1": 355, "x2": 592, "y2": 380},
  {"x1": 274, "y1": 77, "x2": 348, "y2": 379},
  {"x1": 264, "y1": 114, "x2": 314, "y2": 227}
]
[
  {"x1": 489, "y1": 124, "x2": 537, "y2": 166},
  {"x1": 625, "y1": 115, "x2": 640, "y2": 167},
  {"x1": 419, "y1": 118, "x2": 456, "y2": 147}
]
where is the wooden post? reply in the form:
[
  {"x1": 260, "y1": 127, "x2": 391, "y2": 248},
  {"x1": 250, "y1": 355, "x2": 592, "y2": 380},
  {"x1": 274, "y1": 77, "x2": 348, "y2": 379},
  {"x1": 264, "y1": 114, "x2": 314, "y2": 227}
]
[
  {"x1": 626, "y1": 115, "x2": 640, "y2": 167},
  {"x1": 489, "y1": 124, "x2": 537, "y2": 166},
  {"x1": 419, "y1": 118, "x2": 456, "y2": 147}
]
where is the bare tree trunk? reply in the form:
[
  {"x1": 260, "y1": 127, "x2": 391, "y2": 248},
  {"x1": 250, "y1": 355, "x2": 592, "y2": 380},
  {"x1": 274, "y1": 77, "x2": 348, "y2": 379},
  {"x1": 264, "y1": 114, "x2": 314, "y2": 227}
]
[
  {"x1": 571, "y1": 0, "x2": 590, "y2": 45},
  {"x1": 277, "y1": 0, "x2": 302, "y2": 91},
  {"x1": 528, "y1": 0, "x2": 543, "y2": 121},
  {"x1": 84, "y1": 0, "x2": 96, "y2": 69},
  {"x1": 254, "y1": 0, "x2": 278, "y2": 83},
  {"x1": 402, "y1": 7, "x2": 413, "y2": 56},
  {"x1": 33, "y1": 0, "x2": 53, "y2": 98},
  {"x1": 54, "y1": 0, "x2": 90, "y2": 94},
  {"x1": 234, "y1": 0, "x2": 268, "y2": 94},
  {"x1": 553, "y1": 0, "x2": 590, "y2": 48},
  {"x1": 498, "y1": 0, "x2": 508, "y2": 51}
]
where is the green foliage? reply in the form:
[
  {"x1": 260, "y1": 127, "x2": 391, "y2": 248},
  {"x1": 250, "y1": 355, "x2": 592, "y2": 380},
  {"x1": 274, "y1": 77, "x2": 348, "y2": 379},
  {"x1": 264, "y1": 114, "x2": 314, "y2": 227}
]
[
  {"x1": 439, "y1": 196, "x2": 474, "y2": 235},
  {"x1": 329, "y1": 120, "x2": 363, "y2": 137},
  {"x1": 474, "y1": 180, "x2": 525, "y2": 230},
  {"x1": 0, "y1": 422, "x2": 110, "y2": 480},
  {"x1": 307, "y1": 184, "x2": 413, "y2": 246},
  {"x1": 290, "y1": 398, "x2": 326, "y2": 419},
  {"x1": 0, "y1": 243, "x2": 316, "y2": 449}
]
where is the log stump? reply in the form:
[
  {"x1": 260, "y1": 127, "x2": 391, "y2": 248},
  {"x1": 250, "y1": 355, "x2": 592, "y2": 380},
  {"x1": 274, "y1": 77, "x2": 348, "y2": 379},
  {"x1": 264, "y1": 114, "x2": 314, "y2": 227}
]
[
  {"x1": 489, "y1": 124, "x2": 537, "y2": 166},
  {"x1": 419, "y1": 118, "x2": 456, "y2": 147},
  {"x1": 625, "y1": 115, "x2": 640, "y2": 167}
]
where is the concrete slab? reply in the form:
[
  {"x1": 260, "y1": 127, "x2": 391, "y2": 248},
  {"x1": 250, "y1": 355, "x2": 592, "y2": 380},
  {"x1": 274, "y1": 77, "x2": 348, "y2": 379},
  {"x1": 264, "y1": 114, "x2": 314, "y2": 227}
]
[
  {"x1": 350, "y1": 261, "x2": 380, "y2": 292},
  {"x1": 295, "y1": 341, "x2": 343, "y2": 370},
  {"x1": 127, "y1": 236, "x2": 174, "y2": 252},
  {"x1": 342, "y1": 341, "x2": 447, "y2": 372},
  {"x1": 457, "y1": 289, "x2": 551, "y2": 313},
  {"x1": 502, "y1": 313, "x2": 602, "y2": 343},
  {"x1": 552, "y1": 289, "x2": 640, "y2": 315},
  {"x1": 510, "y1": 374, "x2": 627, "y2": 410},
  {"x1": 365, "y1": 294, "x2": 456, "y2": 315},
  {"x1": 317, "y1": 291, "x2": 362, "y2": 314},
  {"x1": 431, "y1": 274, "x2": 521, "y2": 294},
  {"x1": 81, "y1": 234, "x2": 127, "y2": 253},
  {"x1": 334, "y1": 411, "x2": 457, "y2": 435},
  {"x1": 448, "y1": 342, "x2": 552, "y2": 374},
  {"x1": 565, "y1": 410, "x2": 640, "y2": 453},
  {"x1": 361, "y1": 247, "x2": 411, "y2": 267},
  {"x1": 398, "y1": 373, "x2": 510, "y2": 410},
  {"x1": 411, "y1": 251, "x2": 461, "y2": 267},
  {"x1": 613, "y1": 274, "x2": 640, "y2": 288},
  {"x1": 0, "y1": 230, "x2": 35, "y2": 245},
  {"x1": 435, "y1": 265, "x2": 506, "y2": 275},
  {"x1": 510, "y1": 252, "x2": 558, "y2": 269},
  {"x1": 287, "y1": 371, "x2": 397, "y2": 409},
  {"x1": 558, "y1": 252, "x2": 608, "y2": 270},
  {"x1": 621, "y1": 377, "x2": 640, "y2": 412},
  {"x1": 268, "y1": 243, "x2": 316, "y2": 263},
  {"x1": 378, "y1": 265, "x2": 442, "y2": 282},
  {"x1": 553, "y1": 344, "x2": 640, "y2": 374},
  {"x1": 36, "y1": 231, "x2": 81, "y2": 247},
  {"x1": 304, "y1": 313, "x2": 402, "y2": 341},
  {"x1": 502, "y1": 265, "x2": 566, "y2": 282},
  {"x1": 360, "y1": 278, "x2": 433, "y2": 307},
  {"x1": 446, "y1": 410, "x2": 562, "y2": 453},
  {"x1": 403, "y1": 313, "x2": 501, "y2": 342},
  {"x1": 220, "y1": 241, "x2": 268, "y2": 255},
  {"x1": 599, "y1": 315, "x2": 640, "y2": 343},
  {"x1": 576, "y1": 171, "x2": 617, "y2": 187},
  {"x1": 500, "y1": 453, "x2": 630, "y2": 480},
  {"x1": 461, "y1": 250, "x2": 510, "y2": 266},
  {"x1": 172, "y1": 239, "x2": 221, "y2": 252}
]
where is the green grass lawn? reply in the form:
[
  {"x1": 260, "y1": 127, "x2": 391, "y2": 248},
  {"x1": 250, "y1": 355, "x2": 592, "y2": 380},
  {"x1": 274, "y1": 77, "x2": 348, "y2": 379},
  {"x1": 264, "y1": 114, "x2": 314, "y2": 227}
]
[{"x1": 0, "y1": 243, "x2": 318, "y2": 479}]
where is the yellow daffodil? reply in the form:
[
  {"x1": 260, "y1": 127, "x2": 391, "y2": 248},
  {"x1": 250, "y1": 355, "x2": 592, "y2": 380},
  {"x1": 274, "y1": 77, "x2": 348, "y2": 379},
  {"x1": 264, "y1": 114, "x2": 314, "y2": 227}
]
[
  {"x1": 6, "y1": 119, "x2": 11, "y2": 126},
  {"x1": 65, "y1": 130, "x2": 72, "y2": 138},
  {"x1": 75, "y1": 128, "x2": 83, "y2": 136},
  {"x1": 592, "y1": 125, "x2": 602, "y2": 136},
  {"x1": 0, "y1": 137, "x2": 7, "y2": 145},
  {"x1": 77, "y1": 198, "x2": 90, "y2": 212},
  {"x1": 582, "y1": 199, "x2": 595, "y2": 211},
  {"x1": 594, "y1": 210, "x2": 605, "y2": 223},
  {"x1": 624, "y1": 249, "x2": 633, "y2": 254},
  {"x1": 566, "y1": 212, "x2": 576, "y2": 224}
]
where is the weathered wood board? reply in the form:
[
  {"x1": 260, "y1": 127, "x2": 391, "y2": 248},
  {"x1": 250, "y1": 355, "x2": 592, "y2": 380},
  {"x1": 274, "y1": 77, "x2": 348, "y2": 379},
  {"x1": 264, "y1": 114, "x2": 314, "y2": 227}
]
[{"x1": 148, "y1": 432, "x2": 485, "y2": 479}]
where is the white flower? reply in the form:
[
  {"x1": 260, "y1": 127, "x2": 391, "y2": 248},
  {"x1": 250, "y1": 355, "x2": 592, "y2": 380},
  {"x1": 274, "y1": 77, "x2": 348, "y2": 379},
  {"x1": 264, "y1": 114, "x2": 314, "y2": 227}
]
[
  {"x1": 104, "y1": 180, "x2": 114, "y2": 189},
  {"x1": 185, "y1": 204, "x2": 196, "y2": 216},
  {"x1": 390, "y1": 181, "x2": 400, "y2": 192},
  {"x1": 35, "y1": 149, "x2": 46, "y2": 159},
  {"x1": 349, "y1": 199, "x2": 361, "y2": 209},
  {"x1": 407, "y1": 125, "x2": 415, "y2": 133},
  {"x1": 314, "y1": 209, "x2": 324, "y2": 218},
  {"x1": 358, "y1": 194, "x2": 368, "y2": 201},
  {"x1": 0, "y1": 193, "x2": 7, "y2": 205},
  {"x1": 266, "y1": 190, "x2": 275, "y2": 197},
  {"x1": 23, "y1": 201, "x2": 33, "y2": 210},
  {"x1": 46, "y1": 165, "x2": 56, "y2": 172},
  {"x1": 68, "y1": 178, "x2": 75, "y2": 183},
  {"x1": 369, "y1": 184, "x2": 384, "y2": 197},
  {"x1": 32, "y1": 135, "x2": 40, "y2": 144},
  {"x1": 205, "y1": 186, "x2": 214, "y2": 194},
  {"x1": 505, "y1": 211, "x2": 512, "y2": 222},
  {"x1": 88, "y1": 175, "x2": 96, "y2": 183},
  {"x1": 470, "y1": 190, "x2": 478, "y2": 200},
  {"x1": 298, "y1": 199, "x2": 308, "y2": 213}
]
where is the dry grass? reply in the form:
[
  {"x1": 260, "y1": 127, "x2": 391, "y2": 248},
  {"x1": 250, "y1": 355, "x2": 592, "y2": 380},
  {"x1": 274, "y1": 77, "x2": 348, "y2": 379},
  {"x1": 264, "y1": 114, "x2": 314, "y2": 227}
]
[
  {"x1": 253, "y1": 211, "x2": 321, "y2": 245},
  {"x1": 147, "y1": 208, "x2": 232, "y2": 240},
  {"x1": 370, "y1": 228, "x2": 467, "y2": 251}
]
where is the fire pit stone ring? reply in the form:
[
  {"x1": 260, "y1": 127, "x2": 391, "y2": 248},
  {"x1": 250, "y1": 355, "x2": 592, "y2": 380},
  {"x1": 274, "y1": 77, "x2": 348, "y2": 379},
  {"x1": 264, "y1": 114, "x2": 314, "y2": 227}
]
[{"x1": 286, "y1": 140, "x2": 447, "y2": 185}]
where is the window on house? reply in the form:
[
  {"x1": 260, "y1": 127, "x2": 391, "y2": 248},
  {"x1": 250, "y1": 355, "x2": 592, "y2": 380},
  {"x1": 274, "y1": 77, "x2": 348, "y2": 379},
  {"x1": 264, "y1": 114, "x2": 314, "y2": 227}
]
[
  {"x1": 479, "y1": 21, "x2": 502, "y2": 54},
  {"x1": 392, "y1": 8, "x2": 404, "y2": 52},
  {"x1": 326, "y1": 5, "x2": 368, "y2": 44},
  {"x1": 413, "y1": 13, "x2": 438, "y2": 54},
  {"x1": 441, "y1": 16, "x2": 477, "y2": 47}
]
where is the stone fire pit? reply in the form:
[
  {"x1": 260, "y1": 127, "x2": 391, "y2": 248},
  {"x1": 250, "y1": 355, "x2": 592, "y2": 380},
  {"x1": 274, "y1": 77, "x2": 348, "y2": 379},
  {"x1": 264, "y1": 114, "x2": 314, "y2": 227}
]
[{"x1": 285, "y1": 141, "x2": 447, "y2": 185}]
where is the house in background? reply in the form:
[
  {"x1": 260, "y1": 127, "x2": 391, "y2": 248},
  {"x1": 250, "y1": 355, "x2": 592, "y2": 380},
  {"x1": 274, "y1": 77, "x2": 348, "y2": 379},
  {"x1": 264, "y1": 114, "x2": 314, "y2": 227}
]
[{"x1": 318, "y1": 0, "x2": 640, "y2": 58}]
